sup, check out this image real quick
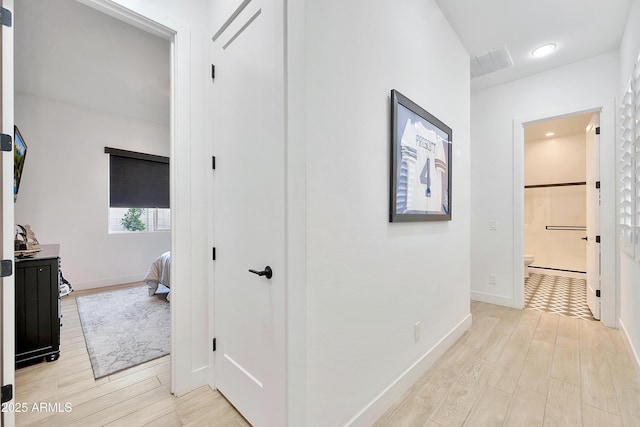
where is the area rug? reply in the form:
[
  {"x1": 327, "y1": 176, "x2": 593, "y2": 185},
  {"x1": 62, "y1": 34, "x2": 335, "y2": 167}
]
[
  {"x1": 76, "y1": 285, "x2": 170, "y2": 379},
  {"x1": 524, "y1": 272, "x2": 595, "y2": 320}
]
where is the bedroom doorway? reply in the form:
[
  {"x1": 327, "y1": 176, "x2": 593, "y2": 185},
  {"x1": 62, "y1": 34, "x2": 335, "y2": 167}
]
[{"x1": 12, "y1": 0, "x2": 176, "y2": 415}]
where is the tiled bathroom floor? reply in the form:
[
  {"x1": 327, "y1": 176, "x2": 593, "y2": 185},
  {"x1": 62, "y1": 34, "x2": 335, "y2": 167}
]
[{"x1": 524, "y1": 273, "x2": 595, "y2": 321}]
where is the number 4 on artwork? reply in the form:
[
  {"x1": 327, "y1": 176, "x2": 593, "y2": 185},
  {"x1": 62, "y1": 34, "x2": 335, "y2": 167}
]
[{"x1": 420, "y1": 158, "x2": 431, "y2": 197}]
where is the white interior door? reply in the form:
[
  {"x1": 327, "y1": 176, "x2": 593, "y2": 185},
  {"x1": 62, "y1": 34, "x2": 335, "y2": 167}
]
[
  {"x1": 1, "y1": 1, "x2": 15, "y2": 425},
  {"x1": 211, "y1": 0, "x2": 286, "y2": 425},
  {"x1": 586, "y1": 113, "x2": 601, "y2": 320}
]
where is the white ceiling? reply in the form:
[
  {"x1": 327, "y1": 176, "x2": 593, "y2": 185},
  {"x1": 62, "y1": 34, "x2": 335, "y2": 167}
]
[
  {"x1": 15, "y1": 0, "x2": 170, "y2": 124},
  {"x1": 435, "y1": 0, "x2": 633, "y2": 92},
  {"x1": 14, "y1": 1, "x2": 633, "y2": 118},
  {"x1": 524, "y1": 112, "x2": 594, "y2": 141}
]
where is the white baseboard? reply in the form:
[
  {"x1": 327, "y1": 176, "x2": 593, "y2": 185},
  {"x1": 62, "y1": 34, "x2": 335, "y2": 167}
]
[
  {"x1": 72, "y1": 274, "x2": 145, "y2": 291},
  {"x1": 471, "y1": 290, "x2": 517, "y2": 308},
  {"x1": 172, "y1": 365, "x2": 210, "y2": 397},
  {"x1": 618, "y1": 318, "x2": 640, "y2": 377},
  {"x1": 345, "y1": 313, "x2": 473, "y2": 426}
]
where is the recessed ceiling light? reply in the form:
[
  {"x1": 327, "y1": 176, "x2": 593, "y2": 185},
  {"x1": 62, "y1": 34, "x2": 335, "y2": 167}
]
[
  {"x1": 545, "y1": 132, "x2": 555, "y2": 137},
  {"x1": 532, "y1": 43, "x2": 556, "y2": 57}
]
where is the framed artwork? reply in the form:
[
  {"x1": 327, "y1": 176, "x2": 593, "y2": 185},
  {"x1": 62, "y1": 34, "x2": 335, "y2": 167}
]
[
  {"x1": 390, "y1": 89, "x2": 452, "y2": 222},
  {"x1": 14, "y1": 125, "x2": 28, "y2": 201}
]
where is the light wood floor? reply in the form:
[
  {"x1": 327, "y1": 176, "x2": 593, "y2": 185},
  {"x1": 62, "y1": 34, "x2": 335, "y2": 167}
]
[
  {"x1": 15, "y1": 285, "x2": 248, "y2": 427},
  {"x1": 15, "y1": 292, "x2": 640, "y2": 426},
  {"x1": 375, "y1": 301, "x2": 640, "y2": 427}
]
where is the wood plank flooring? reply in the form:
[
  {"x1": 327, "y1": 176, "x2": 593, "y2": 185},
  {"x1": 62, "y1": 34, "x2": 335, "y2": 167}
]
[
  {"x1": 375, "y1": 301, "x2": 640, "y2": 427},
  {"x1": 15, "y1": 290, "x2": 640, "y2": 426},
  {"x1": 14, "y1": 285, "x2": 248, "y2": 427}
]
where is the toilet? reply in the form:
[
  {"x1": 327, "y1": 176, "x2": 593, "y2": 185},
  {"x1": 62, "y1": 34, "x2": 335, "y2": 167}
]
[{"x1": 524, "y1": 255, "x2": 535, "y2": 278}]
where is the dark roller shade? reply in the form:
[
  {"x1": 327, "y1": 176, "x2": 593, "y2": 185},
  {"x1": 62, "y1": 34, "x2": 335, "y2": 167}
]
[{"x1": 105, "y1": 147, "x2": 169, "y2": 208}]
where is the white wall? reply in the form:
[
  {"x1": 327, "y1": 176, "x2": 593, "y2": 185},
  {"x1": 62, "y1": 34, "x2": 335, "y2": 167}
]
[
  {"x1": 305, "y1": 0, "x2": 471, "y2": 424},
  {"x1": 524, "y1": 133, "x2": 587, "y2": 272},
  {"x1": 618, "y1": 0, "x2": 640, "y2": 370},
  {"x1": 525, "y1": 186, "x2": 587, "y2": 272},
  {"x1": 14, "y1": 94, "x2": 170, "y2": 289},
  {"x1": 524, "y1": 133, "x2": 587, "y2": 186},
  {"x1": 470, "y1": 51, "x2": 619, "y2": 327},
  {"x1": 15, "y1": 0, "x2": 170, "y2": 125}
]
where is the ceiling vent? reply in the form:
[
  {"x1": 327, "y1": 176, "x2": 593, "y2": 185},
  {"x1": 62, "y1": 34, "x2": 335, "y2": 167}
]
[{"x1": 470, "y1": 45, "x2": 514, "y2": 78}]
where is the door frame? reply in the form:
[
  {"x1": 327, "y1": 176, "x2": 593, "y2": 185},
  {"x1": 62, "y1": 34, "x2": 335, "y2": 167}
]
[
  {"x1": 2, "y1": 1, "x2": 15, "y2": 426},
  {"x1": 513, "y1": 104, "x2": 617, "y2": 327},
  {"x1": 585, "y1": 114, "x2": 601, "y2": 319},
  {"x1": 77, "y1": 0, "x2": 193, "y2": 395}
]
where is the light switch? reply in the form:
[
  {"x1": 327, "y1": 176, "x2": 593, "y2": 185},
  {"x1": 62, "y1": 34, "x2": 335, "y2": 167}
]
[{"x1": 489, "y1": 220, "x2": 497, "y2": 231}]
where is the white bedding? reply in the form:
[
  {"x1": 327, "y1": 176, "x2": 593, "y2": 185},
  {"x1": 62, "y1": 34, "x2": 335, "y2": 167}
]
[{"x1": 144, "y1": 251, "x2": 171, "y2": 300}]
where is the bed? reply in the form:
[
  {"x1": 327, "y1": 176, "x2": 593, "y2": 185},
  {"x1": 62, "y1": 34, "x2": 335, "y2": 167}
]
[{"x1": 144, "y1": 251, "x2": 171, "y2": 300}]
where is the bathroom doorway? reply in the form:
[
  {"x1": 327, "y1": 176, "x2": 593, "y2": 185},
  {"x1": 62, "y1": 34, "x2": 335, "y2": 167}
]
[{"x1": 522, "y1": 111, "x2": 600, "y2": 320}]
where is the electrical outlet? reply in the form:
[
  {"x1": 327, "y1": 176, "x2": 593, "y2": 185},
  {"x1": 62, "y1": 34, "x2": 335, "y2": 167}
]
[
  {"x1": 489, "y1": 274, "x2": 497, "y2": 285},
  {"x1": 489, "y1": 220, "x2": 497, "y2": 231},
  {"x1": 414, "y1": 321, "x2": 421, "y2": 342}
]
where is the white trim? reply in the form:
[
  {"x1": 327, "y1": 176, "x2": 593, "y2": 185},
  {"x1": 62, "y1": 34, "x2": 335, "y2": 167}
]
[
  {"x1": 513, "y1": 106, "x2": 617, "y2": 326},
  {"x1": 618, "y1": 318, "x2": 640, "y2": 377},
  {"x1": 77, "y1": 0, "x2": 197, "y2": 397},
  {"x1": 76, "y1": 0, "x2": 175, "y2": 39},
  {"x1": 285, "y1": 0, "x2": 308, "y2": 423},
  {"x1": 2, "y1": 1, "x2": 15, "y2": 426},
  {"x1": 345, "y1": 314, "x2": 473, "y2": 427},
  {"x1": 71, "y1": 275, "x2": 147, "y2": 291},
  {"x1": 471, "y1": 290, "x2": 518, "y2": 308},
  {"x1": 513, "y1": 119, "x2": 525, "y2": 309}
]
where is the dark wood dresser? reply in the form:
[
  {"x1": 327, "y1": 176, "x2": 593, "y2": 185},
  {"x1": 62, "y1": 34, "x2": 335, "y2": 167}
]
[{"x1": 15, "y1": 244, "x2": 61, "y2": 364}]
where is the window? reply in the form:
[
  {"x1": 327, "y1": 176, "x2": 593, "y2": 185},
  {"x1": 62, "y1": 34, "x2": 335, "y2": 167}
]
[
  {"x1": 109, "y1": 207, "x2": 171, "y2": 233},
  {"x1": 105, "y1": 147, "x2": 170, "y2": 233}
]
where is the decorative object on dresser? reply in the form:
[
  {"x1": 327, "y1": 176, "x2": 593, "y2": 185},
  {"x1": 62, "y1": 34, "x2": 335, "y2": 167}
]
[
  {"x1": 15, "y1": 244, "x2": 62, "y2": 365},
  {"x1": 14, "y1": 224, "x2": 42, "y2": 257}
]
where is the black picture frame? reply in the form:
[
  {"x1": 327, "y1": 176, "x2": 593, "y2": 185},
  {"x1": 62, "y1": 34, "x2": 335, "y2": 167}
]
[{"x1": 390, "y1": 89, "x2": 452, "y2": 222}]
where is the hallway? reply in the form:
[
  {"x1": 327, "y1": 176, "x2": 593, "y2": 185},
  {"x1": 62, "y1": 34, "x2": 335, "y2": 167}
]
[
  {"x1": 14, "y1": 293, "x2": 640, "y2": 425},
  {"x1": 375, "y1": 301, "x2": 640, "y2": 426}
]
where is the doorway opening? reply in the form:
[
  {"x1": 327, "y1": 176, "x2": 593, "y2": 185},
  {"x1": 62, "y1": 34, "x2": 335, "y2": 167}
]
[
  {"x1": 522, "y1": 111, "x2": 600, "y2": 321},
  {"x1": 12, "y1": 0, "x2": 174, "y2": 420}
]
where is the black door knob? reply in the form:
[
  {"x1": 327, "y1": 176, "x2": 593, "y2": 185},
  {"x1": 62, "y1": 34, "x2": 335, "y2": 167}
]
[
  {"x1": 248, "y1": 266, "x2": 273, "y2": 279},
  {"x1": 581, "y1": 237, "x2": 588, "y2": 241}
]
